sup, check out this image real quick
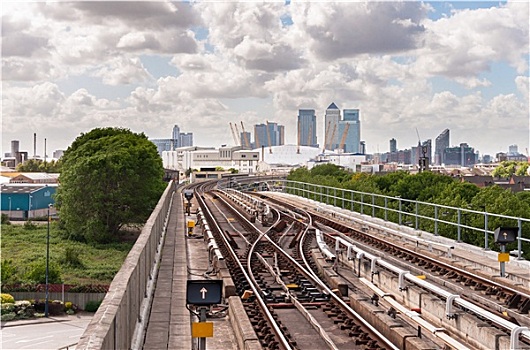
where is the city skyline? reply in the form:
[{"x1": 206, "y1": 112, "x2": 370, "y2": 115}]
[{"x1": 2, "y1": 2, "x2": 529, "y2": 157}]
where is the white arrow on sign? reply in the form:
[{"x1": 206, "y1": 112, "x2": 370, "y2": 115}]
[{"x1": 200, "y1": 287, "x2": 208, "y2": 299}]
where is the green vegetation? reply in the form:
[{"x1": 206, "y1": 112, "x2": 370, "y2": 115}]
[
  {"x1": 0, "y1": 222, "x2": 134, "y2": 285},
  {"x1": 288, "y1": 164, "x2": 530, "y2": 258},
  {"x1": 1, "y1": 293, "x2": 15, "y2": 304},
  {"x1": 84, "y1": 299, "x2": 103, "y2": 312},
  {"x1": 492, "y1": 161, "x2": 529, "y2": 178},
  {"x1": 56, "y1": 127, "x2": 166, "y2": 243},
  {"x1": 16, "y1": 158, "x2": 62, "y2": 173}
]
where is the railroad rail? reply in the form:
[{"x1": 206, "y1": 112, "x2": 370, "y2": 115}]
[
  {"x1": 194, "y1": 182, "x2": 399, "y2": 349},
  {"x1": 259, "y1": 191, "x2": 530, "y2": 350}
]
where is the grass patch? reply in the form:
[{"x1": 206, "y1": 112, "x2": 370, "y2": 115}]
[{"x1": 1, "y1": 222, "x2": 138, "y2": 285}]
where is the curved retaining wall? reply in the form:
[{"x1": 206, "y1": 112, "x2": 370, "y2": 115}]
[{"x1": 76, "y1": 182, "x2": 175, "y2": 349}]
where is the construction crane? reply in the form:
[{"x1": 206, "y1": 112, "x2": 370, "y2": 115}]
[
  {"x1": 266, "y1": 120, "x2": 273, "y2": 154},
  {"x1": 338, "y1": 123, "x2": 350, "y2": 151},
  {"x1": 322, "y1": 121, "x2": 331, "y2": 153},
  {"x1": 234, "y1": 123, "x2": 241, "y2": 146},
  {"x1": 229, "y1": 123, "x2": 239, "y2": 146},
  {"x1": 416, "y1": 127, "x2": 428, "y2": 172},
  {"x1": 241, "y1": 121, "x2": 251, "y2": 149}
]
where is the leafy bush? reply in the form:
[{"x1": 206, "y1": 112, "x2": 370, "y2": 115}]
[
  {"x1": 65, "y1": 301, "x2": 73, "y2": 310},
  {"x1": 1, "y1": 303, "x2": 15, "y2": 314},
  {"x1": 23, "y1": 220, "x2": 38, "y2": 230},
  {"x1": 14, "y1": 300, "x2": 34, "y2": 319},
  {"x1": 1, "y1": 214, "x2": 10, "y2": 224},
  {"x1": 25, "y1": 261, "x2": 62, "y2": 284},
  {"x1": 85, "y1": 299, "x2": 102, "y2": 312},
  {"x1": 59, "y1": 247, "x2": 84, "y2": 268},
  {"x1": 1, "y1": 260, "x2": 17, "y2": 283},
  {"x1": 33, "y1": 300, "x2": 64, "y2": 316},
  {"x1": 1, "y1": 313, "x2": 16, "y2": 321},
  {"x1": 1, "y1": 293, "x2": 15, "y2": 304}
]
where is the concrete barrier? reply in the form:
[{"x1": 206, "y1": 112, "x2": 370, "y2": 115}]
[{"x1": 76, "y1": 182, "x2": 175, "y2": 350}]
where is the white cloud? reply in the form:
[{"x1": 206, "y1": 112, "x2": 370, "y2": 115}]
[
  {"x1": 94, "y1": 57, "x2": 153, "y2": 86},
  {"x1": 1, "y1": 1, "x2": 528, "y2": 157},
  {"x1": 415, "y1": 2, "x2": 529, "y2": 79}
]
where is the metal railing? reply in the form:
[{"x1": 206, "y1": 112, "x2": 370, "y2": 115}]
[{"x1": 273, "y1": 180, "x2": 529, "y2": 260}]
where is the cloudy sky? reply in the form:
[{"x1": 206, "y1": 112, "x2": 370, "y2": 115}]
[{"x1": 2, "y1": 1, "x2": 529, "y2": 158}]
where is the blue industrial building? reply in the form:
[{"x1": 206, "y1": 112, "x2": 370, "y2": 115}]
[{"x1": 1, "y1": 184, "x2": 57, "y2": 220}]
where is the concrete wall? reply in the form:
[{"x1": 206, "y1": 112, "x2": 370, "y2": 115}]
[{"x1": 76, "y1": 182, "x2": 175, "y2": 350}]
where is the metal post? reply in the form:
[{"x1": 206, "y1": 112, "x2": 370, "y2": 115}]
[
  {"x1": 360, "y1": 193, "x2": 364, "y2": 214},
  {"x1": 500, "y1": 245, "x2": 506, "y2": 278},
  {"x1": 398, "y1": 198, "x2": 402, "y2": 225},
  {"x1": 320, "y1": 185, "x2": 323, "y2": 203},
  {"x1": 8, "y1": 197, "x2": 11, "y2": 219},
  {"x1": 415, "y1": 202, "x2": 418, "y2": 229},
  {"x1": 371, "y1": 194, "x2": 375, "y2": 217},
  {"x1": 517, "y1": 219, "x2": 522, "y2": 260},
  {"x1": 434, "y1": 206, "x2": 438, "y2": 236},
  {"x1": 384, "y1": 197, "x2": 388, "y2": 221},
  {"x1": 45, "y1": 204, "x2": 51, "y2": 317},
  {"x1": 457, "y1": 210, "x2": 462, "y2": 242},
  {"x1": 198, "y1": 307, "x2": 208, "y2": 350},
  {"x1": 484, "y1": 214, "x2": 489, "y2": 250},
  {"x1": 334, "y1": 188, "x2": 336, "y2": 207}
]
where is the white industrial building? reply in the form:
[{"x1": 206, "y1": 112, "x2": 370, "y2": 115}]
[
  {"x1": 162, "y1": 144, "x2": 368, "y2": 175},
  {"x1": 162, "y1": 146, "x2": 260, "y2": 174}
]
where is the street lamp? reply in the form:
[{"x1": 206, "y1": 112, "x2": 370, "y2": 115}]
[{"x1": 45, "y1": 204, "x2": 52, "y2": 317}]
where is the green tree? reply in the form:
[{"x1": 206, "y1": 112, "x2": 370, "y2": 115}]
[
  {"x1": 492, "y1": 161, "x2": 528, "y2": 178},
  {"x1": 16, "y1": 159, "x2": 62, "y2": 173},
  {"x1": 56, "y1": 128, "x2": 166, "y2": 243}
]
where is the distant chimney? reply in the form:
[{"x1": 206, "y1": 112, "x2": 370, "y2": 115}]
[
  {"x1": 11, "y1": 140, "x2": 19, "y2": 158},
  {"x1": 34, "y1": 133, "x2": 37, "y2": 158}
]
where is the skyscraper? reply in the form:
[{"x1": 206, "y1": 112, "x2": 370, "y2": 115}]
[
  {"x1": 179, "y1": 133, "x2": 193, "y2": 147},
  {"x1": 389, "y1": 138, "x2": 397, "y2": 153},
  {"x1": 435, "y1": 129, "x2": 450, "y2": 165},
  {"x1": 443, "y1": 143, "x2": 476, "y2": 167},
  {"x1": 172, "y1": 125, "x2": 181, "y2": 149},
  {"x1": 340, "y1": 109, "x2": 361, "y2": 153},
  {"x1": 298, "y1": 109, "x2": 317, "y2": 147},
  {"x1": 324, "y1": 103, "x2": 340, "y2": 150},
  {"x1": 254, "y1": 124, "x2": 267, "y2": 148},
  {"x1": 253, "y1": 122, "x2": 284, "y2": 148}
]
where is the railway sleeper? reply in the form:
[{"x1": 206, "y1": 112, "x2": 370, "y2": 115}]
[
  {"x1": 518, "y1": 297, "x2": 530, "y2": 313},
  {"x1": 506, "y1": 293, "x2": 521, "y2": 308}
]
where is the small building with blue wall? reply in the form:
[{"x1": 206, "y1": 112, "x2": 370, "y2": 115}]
[{"x1": 1, "y1": 184, "x2": 57, "y2": 220}]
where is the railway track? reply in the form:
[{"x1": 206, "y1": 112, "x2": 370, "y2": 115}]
[
  {"x1": 194, "y1": 182, "x2": 399, "y2": 349},
  {"x1": 258, "y1": 191, "x2": 530, "y2": 350}
]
